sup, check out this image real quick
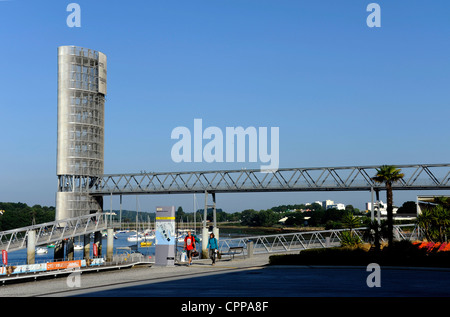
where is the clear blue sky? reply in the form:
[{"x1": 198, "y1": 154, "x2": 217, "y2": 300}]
[{"x1": 1, "y1": 0, "x2": 449, "y2": 213}]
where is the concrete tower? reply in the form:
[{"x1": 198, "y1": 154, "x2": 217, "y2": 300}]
[{"x1": 56, "y1": 46, "x2": 107, "y2": 221}]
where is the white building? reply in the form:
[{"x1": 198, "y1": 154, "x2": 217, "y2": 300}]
[
  {"x1": 321, "y1": 200, "x2": 345, "y2": 210},
  {"x1": 322, "y1": 200, "x2": 334, "y2": 209},
  {"x1": 366, "y1": 201, "x2": 397, "y2": 215},
  {"x1": 327, "y1": 203, "x2": 345, "y2": 210}
]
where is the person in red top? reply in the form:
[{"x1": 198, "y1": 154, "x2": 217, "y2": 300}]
[{"x1": 184, "y1": 230, "x2": 196, "y2": 266}]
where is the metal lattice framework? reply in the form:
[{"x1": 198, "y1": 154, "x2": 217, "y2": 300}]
[
  {"x1": 88, "y1": 164, "x2": 450, "y2": 196},
  {"x1": 217, "y1": 224, "x2": 422, "y2": 255},
  {"x1": 0, "y1": 213, "x2": 113, "y2": 252},
  {"x1": 56, "y1": 45, "x2": 107, "y2": 220}
]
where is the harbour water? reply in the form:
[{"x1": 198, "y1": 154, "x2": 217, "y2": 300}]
[
  {"x1": 2, "y1": 231, "x2": 158, "y2": 266},
  {"x1": 0, "y1": 229, "x2": 243, "y2": 266}
]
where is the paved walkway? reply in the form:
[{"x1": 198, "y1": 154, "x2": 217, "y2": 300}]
[
  {"x1": 2, "y1": 253, "x2": 450, "y2": 298},
  {"x1": 0, "y1": 253, "x2": 270, "y2": 297}
]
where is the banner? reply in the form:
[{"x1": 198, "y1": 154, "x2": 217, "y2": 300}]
[
  {"x1": 2, "y1": 250, "x2": 7, "y2": 266},
  {"x1": 0, "y1": 263, "x2": 47, "y2": 275},
  {"x1": 0, "y1": 258, "x2": 105, "y2": 275},
  {"x1": 46, "y1": 260, "x2": 84, "y2": 271}
]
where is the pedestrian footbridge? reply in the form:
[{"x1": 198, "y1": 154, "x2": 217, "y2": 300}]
[{"x1": 0, "y1": 213, "x2": 113, "y2": 252}]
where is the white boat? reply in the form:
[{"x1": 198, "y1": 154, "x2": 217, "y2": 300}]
[
  {"x1": 36, "y1": 247, "x2": 48, "y2": 254},
  {"x1": 127, "y1": 234, "x2": 144, "y2": 242}
]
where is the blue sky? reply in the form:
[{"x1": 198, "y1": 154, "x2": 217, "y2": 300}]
[{"x1": 1, "y1": 0, "x2": 449, "y2": 213}]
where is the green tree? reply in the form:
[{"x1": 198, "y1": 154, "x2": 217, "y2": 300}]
[
  {"x1": 176, "y1": 206, "x2": 185, "y2": 222},
  {"x1": 285, "y1": 212, "x2": 305, "y2": 226},
  {"x1": 227, "y1": 212, "x2": 241, "y2": 222},
  {"x1": 256, "y1": 209, "x2": 281, "y2": 227},
  {"x1": 323, "y1": 208, "x2": 344, "y2": 224},
  {"x1": 432, "y1": 205, "x2": 450, "y2": 242},
  {"x1": 363, "y1": 219, "x2": 388, "y2": 252},
  {"x1": 240, "y1": 209, "x2": 258, "y2": 226},
  {"x1": 304, "y1": 209, "x2": 324, "y2": 227},
  {"x1": 342, "y1": 213, "x2": 361, "y2": 237},
  {"x1": 416, "y1": 208, "x2": 434, "y2": 241},
  {"x1": 433, "y1": 196, "x2": 450, "y2": 209},
  {"x1": 372, "y1": 165, "x2": 405, "y2": 246},
  {"x1": 340, "y1": 212, "x2": 362, "y2": 247},
  {"x1": 0, "y1": 202, "x2": 55, "y2": 231},
  {"x1": 418, "y1": 205, "x2": 450, "y2": 243},
  {"x1": 396, "y1": 201, "x2": 417, "y2": 214}
]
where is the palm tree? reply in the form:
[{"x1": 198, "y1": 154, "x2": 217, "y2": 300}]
[
  {"x1": 430, "y1": 205, "x2": 450, "y2": 242},
  {"x1": 339, "y1": 213, "x2": 362, "y2": 247},
  {"x1": 416, "y1": 208, "x2": 434, "y2": 241},
  {"x1": 363, "y1": 219, "x2": 388, "y2": 252},
  {"x1": 416, "y1": 205, "x2": 450, "y2": 242},
  {"x1": 342, "y1": 212, "x2": 361, "y2": 237},
  {"x1": 372, "y1": 165, "x2": 404, "y2": 246}
]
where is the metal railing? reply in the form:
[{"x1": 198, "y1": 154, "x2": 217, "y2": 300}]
[
  {"x1": 0, "y1": 213, "x2": 115, "y2": 252},
  {"x1": 217, "y1": 224, "x2": 421, "y2": 255}
]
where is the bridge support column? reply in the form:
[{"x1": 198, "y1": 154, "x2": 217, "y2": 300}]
[
  {"x1": 375, "y1": 189, "x2": 381, "y2": 224},
  {"x1": 201, "y1": 227, "x2": 209, "y2": 259},
  {"x1": 67, "y1": 238, "x2": 74, "y2": 260},
  {"x1": 54, "y1": 240, "x2": 65, "y2": 261},
  {"x1": 202, "y1": 191, "x2": 209, "y2": 259},
  {"x1": 371, "y1": 187, "x2": 375, "y2": 222},
  {"x1": 106, "y1": 228, "x2": 114, "y2": 262},
  {"x1": 27, "y1": 230, "x2": 36, "y2": 265},
  {"x1": 202, "y1": 191, "x2": 219, "y2": 259},
  {"x1": 212, "y1": 193, "x2": 219, "y2": 241},
  {"x1": 84, "y1": 234, "x2": 90, "y2": 260}
]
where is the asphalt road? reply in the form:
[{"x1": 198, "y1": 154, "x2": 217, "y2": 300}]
[{"x1": 70, "y1": 265, "x2": 450, "y2": 297}]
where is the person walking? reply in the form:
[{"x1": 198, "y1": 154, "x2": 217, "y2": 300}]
[
  {"x1": 184, "y1": 230, "x2": 196, "y2": 266},
  {"x1": 207, "y1": 233, "x2": 218, "y2": 266}
]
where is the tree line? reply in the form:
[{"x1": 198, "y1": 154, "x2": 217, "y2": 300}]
[
  {"x1": 173, "y1": 203, "x2": 365, "y2": 229},
  {"x1": 0, "y1": 199, "x2": 419, "y2": 232},
  {"x1": 0, "y1": 202, "x2": 55, "y2": 231}
]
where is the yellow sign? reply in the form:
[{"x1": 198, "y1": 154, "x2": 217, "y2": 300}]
[{"x1": 156, "y1": 217, "x2": 176, "y2": 220}]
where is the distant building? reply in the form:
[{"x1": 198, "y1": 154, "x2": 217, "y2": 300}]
[
  {"x1": 322, "y1": 200, "x2": 334, "y2": 209},
  {"x1": 366, "y1": 201, "x2": 397, "y2": 215},
  {"x1": 327, "y1": 203, "x2": 345, "y2": 210}
]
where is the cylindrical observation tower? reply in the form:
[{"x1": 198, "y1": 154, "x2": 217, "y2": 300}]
[{"x1": 56, "y1": 46, "x2": 107, "y2": 220}]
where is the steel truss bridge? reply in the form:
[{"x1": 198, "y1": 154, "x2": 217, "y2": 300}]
[
  {"x1": 1, "y1": 164, "x2": 447, "y2": 254},
  {"x1": 88, "y1": 163, "x2": 450, "y2": 196}
]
